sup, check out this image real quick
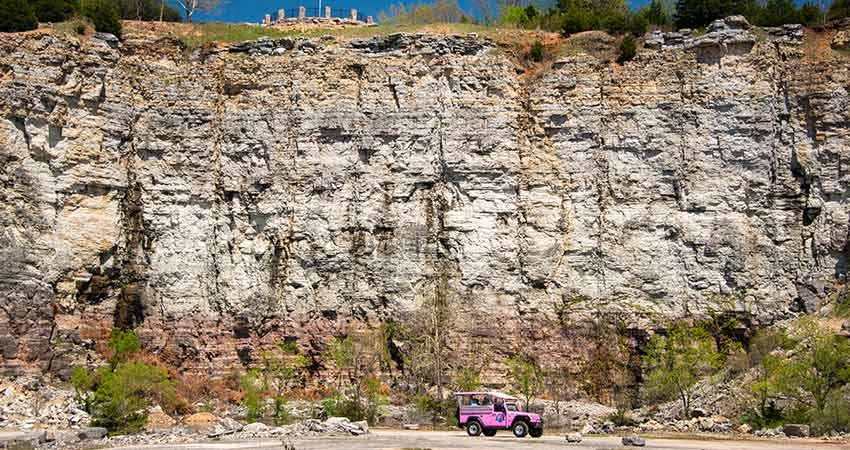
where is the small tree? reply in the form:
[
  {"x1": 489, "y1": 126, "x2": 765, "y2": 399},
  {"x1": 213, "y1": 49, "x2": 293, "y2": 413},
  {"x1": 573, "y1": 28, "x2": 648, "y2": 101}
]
[
  {"x1": 0, "y1": 0, "x2": 38, "y2": 32},
  {"x1": 240, "y1": 370, "x2": 265, "y2": 423},
  {"x1": 71, "y1": 366, "x2": 96, "y2": 413},
  {"x1": 259, "y1": 341, "x2": 308, "y2": 424},
  {"x1": 506, "y1": 356, "x2": 543, "y2": 411},
  {"x1": 92, "y1": 362, "x2": 176, "y2": 434},
  {"x1": 617, "y1": 34, "x2": 637, "y2": 64},
  {"x1": 545, "y1": 367, "x2": 574, "y2": 416},
  {"x1": 454, "y1": 367, "x2": 482, "y2": 391},
  {"x1": 106, "y1": 327, "x2": 140, "y2": 369},
  {"x1": 775, "y1": 319, "x2": 850, "y2": 413},
  {"x1": 173, "y1": 0, "x2": 227, "y2": 23},
  {"x1": 643, "y1": 324, "x2": 721, "y2": 419}
]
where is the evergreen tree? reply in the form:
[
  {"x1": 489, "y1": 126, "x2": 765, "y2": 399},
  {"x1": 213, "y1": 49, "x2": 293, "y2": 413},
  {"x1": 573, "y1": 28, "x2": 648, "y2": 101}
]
[
  {"x1": 644, "y1": 0, "x2": 672, "y2": 26},
  {"x1": 828, "y1": 0, "x2": 850, "y2": 21},
  {"x1": 29, "y1": 0, "x2": 78, "y2": 22},
  {"x1": 750, "y1": 0, "x2": 801, "y2": 26},
  {"x1": 799, "y1": 2, "x2": 822, "y2": 25},
  {"x1": 80, "y1": 0, "x2": 122, "y2": 37},
  {"x1": 0, "y1": 0, "x2": 38, "y2": 31},
  {"x1": 674, "y1": 0, "x2": 743, "y2": 29}
]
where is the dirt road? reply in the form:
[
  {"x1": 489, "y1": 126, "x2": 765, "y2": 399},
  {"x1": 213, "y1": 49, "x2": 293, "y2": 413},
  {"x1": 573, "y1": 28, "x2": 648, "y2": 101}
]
[{"x1": 108, "y1": 430, "x2": 849, "y2": 450}]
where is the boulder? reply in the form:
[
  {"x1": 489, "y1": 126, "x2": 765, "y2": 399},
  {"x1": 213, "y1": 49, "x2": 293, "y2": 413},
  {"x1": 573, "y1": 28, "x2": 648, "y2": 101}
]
[
  {"x1": 783, "y1": 424, "x2": 810, "y2": 437},
  {"x1": 145, "y1": 411, "x2": 176, "y2": 430},
  {"x1": 639, "y1": 419, "x2": 662, "y2": 431},
  {"x1": 765, "y1": 24, "x2": 804, "y2": 43},
  {"x1": 832, "y1": 30, "x2": 850, "y2": 51},
  {"x1": 601, "y1": 421, "x2": 616, "y2": 433},
  {"x1": 218, "y1": 417, "x2": 243, "y2": 431},
  {"x1": 44, "y1": 430, "x2": 79, "y2": 444},
  {"x1": 77, "y1": 427, "x2": 108, "y2": 440},
  {"x1": 402, "y1": 423, "x2": 420, "y2": 430},
  {"x1": 183, "y1": 412, "x2": 219, "y2": 429},
  {"x1": 644, "y1": 31, "x2": 664, "y2": 50},
  {"x1": 566, "y1": 432, "x2": 583, "y2": 443},
  {"x1": 243, "y1": 422, "x2": 270, "y2": 433},
  {"x1": 93, "y1": 32, "x2": 120, "y2": 47},
  {"x1": 738, "y1": 424, "x2": 752, "y2": 434},
  {"x1": 622, "y1": 435, "x2": 647, "y2": 446},
  {"x1": 353, "y1": 420, "x2": 369, "y2": 434},
  {"x1": 724, "y1": 15, "x2": 750, "y2": 29},
  {"x1": 581, "y1": 423, "x2": 597, "y2": 434}
]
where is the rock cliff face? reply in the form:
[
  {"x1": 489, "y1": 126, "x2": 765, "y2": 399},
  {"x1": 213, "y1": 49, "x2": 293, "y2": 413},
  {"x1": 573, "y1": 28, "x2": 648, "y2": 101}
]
[{"x1": 1, "y1": 26, "x2": 849, "y2": 378}]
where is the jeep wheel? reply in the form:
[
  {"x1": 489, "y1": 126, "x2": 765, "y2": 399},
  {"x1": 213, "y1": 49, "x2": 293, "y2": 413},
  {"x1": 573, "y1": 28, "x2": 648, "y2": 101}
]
[
  {"x1": 512, "y1": 420, "x2": 529, "y2": 438},
  {"x1": 483, "y1": 429, "x2": 497, "y2": 437},
  {"x1": 530, "y1": 428, "x2": 543, "y2": 438},
  {"x1": 466, "y1": 420, "x2": 482, "y2": 437}
]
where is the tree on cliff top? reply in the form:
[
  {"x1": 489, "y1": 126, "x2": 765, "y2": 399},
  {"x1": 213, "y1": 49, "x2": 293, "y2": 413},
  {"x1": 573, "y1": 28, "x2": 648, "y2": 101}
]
[
  {"x1": 81, "y1": 0, "x2": 123, "y2": 37},
  {"x1": 173, "y1": 0, "x2": 227, "y2": 23},
  {"x1": 0, "y1": 0, "x2": 38, "y2": 32}
]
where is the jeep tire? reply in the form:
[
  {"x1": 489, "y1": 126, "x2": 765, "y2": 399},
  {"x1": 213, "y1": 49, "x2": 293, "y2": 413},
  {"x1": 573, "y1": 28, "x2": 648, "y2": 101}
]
[
  {"x1": 530, "y1": 427, "x2": 543, "y2": 438},
  {"x1": 483, "y1": 429, "x2": 497, "y2": 437},
  {"x1": 512, "y1": 420, "x2": 529, "y2": 438},
  {"x1": 466, "y1": 420, "x2": 482, "y2": 437}
]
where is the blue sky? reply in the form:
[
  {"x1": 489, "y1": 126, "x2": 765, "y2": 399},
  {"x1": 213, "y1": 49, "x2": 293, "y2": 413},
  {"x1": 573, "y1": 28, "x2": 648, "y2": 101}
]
[
  {"x1": 183, "y1": 0, "x2": 484, "y2": 23},
  {"x1": 181, "y1": 0, "x2": 653, "y2": 24}
]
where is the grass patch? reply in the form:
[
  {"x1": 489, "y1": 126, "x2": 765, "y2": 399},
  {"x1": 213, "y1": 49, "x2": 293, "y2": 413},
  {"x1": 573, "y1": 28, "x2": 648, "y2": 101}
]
[
  {"x1": 179, "y1": 22, "x2": 306, "y2": 49},
  {"x1": 177, "y1": 21, "x2": 520, "y2": 49},
  {"x1": 53, "y1": 18, "x2": 92, "y2": 38}
]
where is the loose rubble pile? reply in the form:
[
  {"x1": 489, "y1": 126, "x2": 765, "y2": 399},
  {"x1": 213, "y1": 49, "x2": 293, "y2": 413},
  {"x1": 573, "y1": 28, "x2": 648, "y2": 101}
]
[
  {"x1": 0, "y1": 378, "x2": 89, "y2": 431},
  {"x1": 643, "y1": 15, "x2": 804, "y2": 52},
  {"x1": 25, "y1": 416, "x2": 368, "y2": 449}
]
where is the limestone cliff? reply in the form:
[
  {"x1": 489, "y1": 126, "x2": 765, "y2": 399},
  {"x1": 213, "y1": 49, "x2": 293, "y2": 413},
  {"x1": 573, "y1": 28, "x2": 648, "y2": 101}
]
[{"x1": 1, "y1": 24, "x2": 849, "y2": 378}]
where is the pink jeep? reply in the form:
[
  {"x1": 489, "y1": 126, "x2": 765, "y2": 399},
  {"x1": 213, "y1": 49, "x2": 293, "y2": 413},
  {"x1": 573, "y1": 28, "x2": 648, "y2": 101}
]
[{"x1": 454, "y1": 391, "x2": 543, "y2": 438}]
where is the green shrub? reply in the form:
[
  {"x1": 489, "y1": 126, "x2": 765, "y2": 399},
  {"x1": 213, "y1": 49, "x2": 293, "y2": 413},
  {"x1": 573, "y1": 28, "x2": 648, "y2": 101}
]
[
  {"x1": 811, "y1": 391, "x2": 850, "y2": 435},
  {"x1": 529, "y1": 40, "x2": 544, "y2": 62},
  {"x1": 80, "y1": 0, "x2": 122, "y2": 37},
  {"x1": 71, "y1": 366, "x2": 96, "y2": 413},
  {"x1": 240, "y1": 371, "x2": 265, "y2": 423},
  {"x1": 607, "y1": 407, "x2": 636, "y2": 426},
  {"x1": 412, "y1": 393, "x2": 458, "y2": 426},
  {"x1": 617, "y1": 33, "x2": 636, "y2": 63},
  {"x1": 74, "y1": 22, "x2": 86, "y2": 34},
  {"x1": 322, "y1": 394, "x2": 364, "y2": 421},
  {"x1": 91, "y1": 362, "x2": 177, "y2": 435},
  {"x1": 0, "y1": 0, "x2": 38, "y2": 32},
  {"x1": 363, "y1": 377, "x2": 388, "y2": 425},
  {"x1": 742, "y1": 319, "x2": 850, "y2": 435},
  {"x1": 29, "y1": 0, "x2": 78, "y2": 22}
]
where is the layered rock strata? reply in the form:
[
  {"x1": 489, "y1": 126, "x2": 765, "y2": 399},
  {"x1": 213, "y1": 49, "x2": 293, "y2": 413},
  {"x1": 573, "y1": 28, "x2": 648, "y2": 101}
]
[{"x1": 0, "y1": 26, "x2": 849, "y2": 378}]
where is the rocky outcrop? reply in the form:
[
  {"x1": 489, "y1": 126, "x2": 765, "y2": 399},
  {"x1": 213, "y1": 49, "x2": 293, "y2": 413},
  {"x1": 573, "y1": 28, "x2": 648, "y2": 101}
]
[{"x1": 0, "y1": 26, "x2": 849, "y2": 379}]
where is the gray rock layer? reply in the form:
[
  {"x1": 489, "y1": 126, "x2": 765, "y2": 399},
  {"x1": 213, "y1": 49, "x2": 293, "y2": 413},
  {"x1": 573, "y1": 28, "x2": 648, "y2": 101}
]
[{"x1": 1, "y1": 30, "x2": 849, "y2": 376}]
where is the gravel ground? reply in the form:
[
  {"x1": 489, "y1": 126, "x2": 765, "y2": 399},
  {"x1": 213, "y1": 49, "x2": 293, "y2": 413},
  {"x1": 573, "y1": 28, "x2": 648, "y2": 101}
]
[{"x1": 105, "y1": 429, "x2": 850, "y2": 450}]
